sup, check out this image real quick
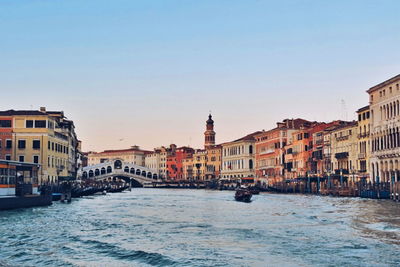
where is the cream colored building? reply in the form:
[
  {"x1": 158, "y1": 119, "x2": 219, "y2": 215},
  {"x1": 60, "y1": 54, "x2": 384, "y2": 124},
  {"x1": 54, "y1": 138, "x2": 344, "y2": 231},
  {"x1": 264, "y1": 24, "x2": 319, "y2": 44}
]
[
  {"x1": 182, "y1": 156, "x2": 193, "y2": 180},
  {"x1": 356, "y1": 106, "x2": 371, "y2": 182},
  {"x1": 192, "y1": 149, "x2": 207, "y2": 180},
  {"x1": 88, "y1": 146, "x2": 149, "y2": 166},
  {"x1": 145, "y1": 145, "x2": 174, "y2": 180},
  {"x1": 221, "y1": 132, "x2": 260, "y2": 180},
  {"x1": 329, "y1": 122, "x2": 359, "y2": 181},
  {"x1": 368, "y1": 74, "x2": 400, "y2": 183}
]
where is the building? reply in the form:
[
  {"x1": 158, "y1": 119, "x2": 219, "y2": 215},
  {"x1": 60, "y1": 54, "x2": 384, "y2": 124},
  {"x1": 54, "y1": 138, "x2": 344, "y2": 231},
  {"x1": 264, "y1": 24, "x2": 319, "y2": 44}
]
[
  {"x1": 182, "y1": 155, "x2": 194, "y2": 180},
  {"x1": 192, "y1": 149, "x2": 207, "y2": 180},
  {"x1": 221, "y1": 131, "x2": 261, "y2": 181},
  {"x1": 356, "y1": 106, "x2": 371, "y2": 182},
  {"x1": 368, "y1": 74, "x2": 400, "y2": 183},
  {"x1": 328, "y1": 121, "x2": 359, "y2": 182},
  {"x1": 284, "y1": 126, "x2": 313, "y2": 179},
  {"x1": 254, "y1": 119, "x2": 311, "y2": 185},
  {"x1": 145, "y1": 145, "x2": 174, "y2": 180},
  {"x1": 0, "y1": 115, "x2": 13, "y2": 161},
  {"x1": 88, "y1": 145, "x2": 150, "y2": 166},
  {"x1": 205, "y1": 145, "x2": 222, "y2": 180},
  {"x1": 166, "y1": 146, "x2": 194, "y2": 180},
  {"x1": 0, "y1": 108, "x2": 79, "y2": 183},
  {"x1": 309, "y1": 121, "x2": 346, "y2": 178}
]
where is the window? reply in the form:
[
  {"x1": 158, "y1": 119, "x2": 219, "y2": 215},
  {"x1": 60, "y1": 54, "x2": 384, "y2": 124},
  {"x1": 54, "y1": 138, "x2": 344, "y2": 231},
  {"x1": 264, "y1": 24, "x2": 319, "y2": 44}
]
[
  {"x1": 48, "y1": 141, "x2": 51, "y2": 149},
  {"x1": 34, "y1": 120, "x2": 46, "y2": 128},
  {"x1": 26, "y1": 120, "x2": 34, "y2": 128},
  {"x1": 51, "y1": 142, "x2": 54, "y2": 151},
  {"x1": 0, "y1": 120, "x2": 11, "y2": 128},
  {"x1": 0, "y1": 140, "x2": 1, "y2": 148},
  {"x1": 18, "y1": 140, "x2": 26, "y2": 149},
  {"x1": 19, "y1": 155, "x2": 24, "y2": 162},
  {"x1": 33, "y1": 155, "x2": 39, "y2": 164},
  {"x1": 5, "y1": 155, "x2": 11, "y2": 161},
  {"x1": 33, "y1": 140, "x2": 40, "y2": 149},
  {"x1": 6, "y1": 140, "x2": 12, "y2": 149}
]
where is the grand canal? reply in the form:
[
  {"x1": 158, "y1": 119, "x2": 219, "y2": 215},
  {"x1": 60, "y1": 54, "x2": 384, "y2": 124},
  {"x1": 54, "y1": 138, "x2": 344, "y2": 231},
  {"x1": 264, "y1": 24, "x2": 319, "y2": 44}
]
[{"x1": 0, "y1": 189, "x2": 399, "y2": 267}]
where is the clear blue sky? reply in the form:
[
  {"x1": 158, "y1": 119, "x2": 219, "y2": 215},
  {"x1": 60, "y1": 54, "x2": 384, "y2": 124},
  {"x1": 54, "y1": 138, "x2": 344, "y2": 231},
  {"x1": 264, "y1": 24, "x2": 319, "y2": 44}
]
[{"x1": 1, "y1": 0, "x2": 399, "y2": 151}]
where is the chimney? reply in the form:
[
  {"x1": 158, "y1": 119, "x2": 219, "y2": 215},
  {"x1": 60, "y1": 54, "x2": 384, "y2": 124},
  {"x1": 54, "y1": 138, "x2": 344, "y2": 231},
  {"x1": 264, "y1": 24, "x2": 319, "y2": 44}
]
[{"x1": 40, "y1": 107, "x2": 46, "y2": 112}]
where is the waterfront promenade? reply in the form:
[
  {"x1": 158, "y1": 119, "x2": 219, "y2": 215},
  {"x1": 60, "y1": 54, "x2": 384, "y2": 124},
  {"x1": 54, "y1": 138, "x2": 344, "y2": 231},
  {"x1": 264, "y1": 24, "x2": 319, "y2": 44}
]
[{"x1": 0, "y1": 189, "x2": 399, "y2": 267}]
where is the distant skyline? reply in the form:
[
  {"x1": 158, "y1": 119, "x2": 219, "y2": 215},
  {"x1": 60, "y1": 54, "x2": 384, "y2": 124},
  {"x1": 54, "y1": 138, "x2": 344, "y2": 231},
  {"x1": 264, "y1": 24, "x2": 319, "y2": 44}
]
[{"x1": 1, "y1": 0, "x2": 400, "y2": 151}]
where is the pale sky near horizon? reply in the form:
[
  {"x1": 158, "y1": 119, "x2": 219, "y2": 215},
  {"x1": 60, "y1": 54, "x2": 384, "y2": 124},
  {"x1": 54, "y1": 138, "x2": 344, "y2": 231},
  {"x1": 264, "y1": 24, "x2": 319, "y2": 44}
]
[{"x1": 1, "y1": 0, "x2": 400, "y2": 152}]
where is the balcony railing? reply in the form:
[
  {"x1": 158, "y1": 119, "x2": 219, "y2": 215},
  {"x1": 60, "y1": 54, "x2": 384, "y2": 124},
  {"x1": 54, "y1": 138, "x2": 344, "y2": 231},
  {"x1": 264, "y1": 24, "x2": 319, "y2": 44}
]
[
  {"x1": 357, "y1": 132, "x2": 370, "y2": 139},
  {"x1": 358, "y1": 153, "x2": 366, "y2": 159}
]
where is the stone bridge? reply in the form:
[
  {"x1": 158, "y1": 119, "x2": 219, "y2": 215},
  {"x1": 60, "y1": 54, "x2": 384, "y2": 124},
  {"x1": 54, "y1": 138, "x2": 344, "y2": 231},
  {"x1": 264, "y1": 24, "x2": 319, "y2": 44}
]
[{"x1": 78, "y1": 159, "x2": 158, "y2": 185}]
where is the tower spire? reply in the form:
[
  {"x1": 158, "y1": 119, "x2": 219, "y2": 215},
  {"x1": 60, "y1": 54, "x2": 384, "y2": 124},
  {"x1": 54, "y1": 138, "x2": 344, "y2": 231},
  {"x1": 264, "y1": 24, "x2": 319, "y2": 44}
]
[{"x1": 204, "y1": 113, "x2": 216, "y2": 149}]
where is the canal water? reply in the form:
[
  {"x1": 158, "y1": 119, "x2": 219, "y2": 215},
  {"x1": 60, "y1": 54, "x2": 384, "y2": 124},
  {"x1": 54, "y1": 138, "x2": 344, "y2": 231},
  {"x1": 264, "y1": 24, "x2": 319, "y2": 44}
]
[{"x1": 0, "y1": 189, "x2": 399, "y2": 267}]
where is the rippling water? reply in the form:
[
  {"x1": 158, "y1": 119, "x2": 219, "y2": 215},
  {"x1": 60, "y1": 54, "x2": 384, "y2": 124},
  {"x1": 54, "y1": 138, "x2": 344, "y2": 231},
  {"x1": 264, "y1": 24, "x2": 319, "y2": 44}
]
[{"x1": 0, "y1": 189, "x2": 399, "y2": 267}]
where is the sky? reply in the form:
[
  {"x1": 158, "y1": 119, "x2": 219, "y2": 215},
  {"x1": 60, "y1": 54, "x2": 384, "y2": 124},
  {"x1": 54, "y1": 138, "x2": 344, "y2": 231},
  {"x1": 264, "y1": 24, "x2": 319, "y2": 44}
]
[{"x1": 1, "y1": 0, "x2": 400, "y2": 152}]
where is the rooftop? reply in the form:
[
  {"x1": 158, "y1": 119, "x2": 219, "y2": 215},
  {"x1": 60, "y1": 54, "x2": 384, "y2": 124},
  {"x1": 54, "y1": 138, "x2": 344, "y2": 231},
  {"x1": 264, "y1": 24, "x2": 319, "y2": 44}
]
[{"x1": 367, "y1": 74, "x2": 400, "y2": 93}]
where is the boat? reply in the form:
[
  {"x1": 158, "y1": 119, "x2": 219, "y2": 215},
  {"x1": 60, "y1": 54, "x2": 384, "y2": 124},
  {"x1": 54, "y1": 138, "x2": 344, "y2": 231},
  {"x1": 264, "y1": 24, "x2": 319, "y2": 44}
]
[
  {"x1": 0, "y1": 160, "x2": 52, "y2": 210},
  {"x1": 235, "y1": 188, "x2": 253, "y2": 202}
]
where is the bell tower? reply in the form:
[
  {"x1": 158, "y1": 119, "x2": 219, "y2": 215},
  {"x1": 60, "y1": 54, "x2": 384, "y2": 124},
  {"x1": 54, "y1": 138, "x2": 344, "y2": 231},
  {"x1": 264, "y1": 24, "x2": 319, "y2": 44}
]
[{"x1": 204, "y1": 114, "x2": 216, "y2": 148}]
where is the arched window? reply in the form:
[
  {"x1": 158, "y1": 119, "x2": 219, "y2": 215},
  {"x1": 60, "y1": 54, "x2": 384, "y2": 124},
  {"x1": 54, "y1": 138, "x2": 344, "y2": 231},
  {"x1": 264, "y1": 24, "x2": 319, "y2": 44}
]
[
  {"x1": 114, "y1": 160, "x2": 122, "y2": 169},
  {"x1": 124, "y1": 166, "x2": 130, "y2": 173},
  {"x1": 249, "y1": 145, "x2": 253, "y2": 154},
  {"x1": 101, "y1": 168, "x2": 106, "y2": 175},
  {"x1": 107, "y1": 166, "x2": 112, "y2": 173},
  {"x1": 249, "y1": 159, "x2": 253, "y2": 169},
  {"x1": 95, "y1": 169, "x2": 100, "y2": 176}
]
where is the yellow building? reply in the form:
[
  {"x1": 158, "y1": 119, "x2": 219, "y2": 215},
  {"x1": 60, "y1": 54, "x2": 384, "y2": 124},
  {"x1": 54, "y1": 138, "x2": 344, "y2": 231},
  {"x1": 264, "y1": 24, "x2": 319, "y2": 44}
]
[
  {"x1": 182, "y1": 156, "x2": 194, "y2": 180},
  {"x1": 329, "y1": 121, "x2": 359, "y2": 182},
  {"x1": 356, "y1": 106, "x2": 371, "y2": 182},
  {"x1": 192, "y1": 149, "x2": 207, "y2": 180},
  {"x1": 205, "y1": 145, "x2": 222, "y2": 180},
  {"x1": 3, "y1": 110, "x2": 70, "y2": 183}
]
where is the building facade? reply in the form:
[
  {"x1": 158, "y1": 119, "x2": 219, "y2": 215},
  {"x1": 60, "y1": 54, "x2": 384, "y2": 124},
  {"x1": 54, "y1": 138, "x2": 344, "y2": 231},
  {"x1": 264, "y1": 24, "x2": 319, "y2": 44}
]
[
  {"x1": 368, "y1": 74, "x2": 400, "y2": 183},
  {"x1": 88, "y1": 146, "x2": 150, "y2": 166},
  {"x1": 328, "y1": 121, "x2": 359, "y2": 182},
  {"x1": 357, "y1": 106, "x2": 371, "y2": 182},
  {"x1": 255, "y1": 119, "x2": 311, "y2": 185},
  {"x1": 166, "y1": 146, "x2": 194, "y2": 180},
  {"x1": 221, "y1": 132, "x2": 260, "y2": 181},
  {"x1": 0, "y1": 108, "x2": 79, "y2": 183},
  {"x1": 205, "y1": 145, "x2": 222, "y2": 180}
]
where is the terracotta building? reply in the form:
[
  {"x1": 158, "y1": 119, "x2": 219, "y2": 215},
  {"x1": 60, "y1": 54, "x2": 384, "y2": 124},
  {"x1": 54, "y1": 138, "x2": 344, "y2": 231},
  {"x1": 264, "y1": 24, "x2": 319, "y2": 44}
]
[
  {"x1": 166, "y1": 146, "x2": 194, "y2": 181},
  {"x1": 254, "y1": 119, "x2": 311, "y2": 185}
]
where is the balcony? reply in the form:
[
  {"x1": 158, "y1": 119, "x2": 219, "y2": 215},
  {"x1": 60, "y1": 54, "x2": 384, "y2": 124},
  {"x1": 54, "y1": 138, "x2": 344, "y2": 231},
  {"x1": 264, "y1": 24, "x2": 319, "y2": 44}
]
[
  {"x1": 358, "y1": 153, "x2": 366, "y2": 159},
  {"x1": 260, "y1": 149, "x2": 275, "y2": 155},
  {"x1": 334, "y1": 169, "x2": 349, "y2": 175},
  {"x1": 335, "y1": 152, "x2": 349, "y2": 159},
  {"x1": 357, "y1": 132, "x2": 370, "y2": 139},
  {"x1": 336, "y1": 136, "x2": 349, "y2": 142}
]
